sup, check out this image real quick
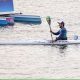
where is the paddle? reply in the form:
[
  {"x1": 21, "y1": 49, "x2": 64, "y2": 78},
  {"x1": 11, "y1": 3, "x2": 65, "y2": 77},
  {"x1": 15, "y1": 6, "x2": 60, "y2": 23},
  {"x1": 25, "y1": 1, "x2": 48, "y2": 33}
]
[{"x1": 46, "y1": 16, "x2": 53, "y2": 41}]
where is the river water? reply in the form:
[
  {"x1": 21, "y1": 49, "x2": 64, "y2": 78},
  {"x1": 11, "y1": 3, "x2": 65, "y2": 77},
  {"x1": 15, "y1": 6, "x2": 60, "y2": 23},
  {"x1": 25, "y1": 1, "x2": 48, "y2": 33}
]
[{"x1": 0, "y1": 0, "x2": 80, "y2": 79}]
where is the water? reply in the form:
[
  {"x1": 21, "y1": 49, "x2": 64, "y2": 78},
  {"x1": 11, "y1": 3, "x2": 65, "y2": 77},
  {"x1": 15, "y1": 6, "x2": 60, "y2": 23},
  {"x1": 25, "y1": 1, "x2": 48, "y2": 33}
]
[{"x1": 0, "y1": 0, "x2": 80, "y2": 78}]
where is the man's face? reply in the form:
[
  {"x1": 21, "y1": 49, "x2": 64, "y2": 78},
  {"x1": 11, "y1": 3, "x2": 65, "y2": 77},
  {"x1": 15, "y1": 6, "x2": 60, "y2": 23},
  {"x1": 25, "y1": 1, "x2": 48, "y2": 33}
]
[{"x1": 59, "y1": 23, "x2": 62, "y2": 28}]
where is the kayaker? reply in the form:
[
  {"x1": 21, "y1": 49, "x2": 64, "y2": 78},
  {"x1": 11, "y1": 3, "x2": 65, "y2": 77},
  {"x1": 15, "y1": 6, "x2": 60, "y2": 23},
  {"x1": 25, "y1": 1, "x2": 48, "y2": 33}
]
[{"x1": 50, "y1": 21, "x2": 67, "y2": 41}]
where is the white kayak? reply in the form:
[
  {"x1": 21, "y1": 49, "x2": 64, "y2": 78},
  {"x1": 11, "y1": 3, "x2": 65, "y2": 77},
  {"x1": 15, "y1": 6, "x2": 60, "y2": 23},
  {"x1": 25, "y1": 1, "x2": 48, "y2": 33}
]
[{"x1": 0, "y1": 39, "x2": 80, "y2": 45}]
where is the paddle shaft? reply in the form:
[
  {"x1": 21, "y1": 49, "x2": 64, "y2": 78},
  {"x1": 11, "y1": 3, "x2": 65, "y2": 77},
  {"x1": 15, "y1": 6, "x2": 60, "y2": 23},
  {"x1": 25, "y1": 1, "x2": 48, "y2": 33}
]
[{"x1": 49, "y1": 24, "x2": 53, "y2": 41}]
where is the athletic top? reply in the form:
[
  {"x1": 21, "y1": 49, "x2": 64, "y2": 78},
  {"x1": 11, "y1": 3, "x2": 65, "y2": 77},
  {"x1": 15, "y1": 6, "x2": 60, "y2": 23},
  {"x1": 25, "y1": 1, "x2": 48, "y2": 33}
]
[{"x1": 52, "y1": 27, "x2": 67, "y2": 40}]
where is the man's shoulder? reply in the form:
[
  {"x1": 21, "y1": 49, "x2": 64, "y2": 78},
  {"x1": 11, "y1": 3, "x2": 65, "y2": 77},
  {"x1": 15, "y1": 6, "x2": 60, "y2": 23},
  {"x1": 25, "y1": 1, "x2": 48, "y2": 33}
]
[
  {"x1": 61, "y1": 27, "x2": 67, "y2": 31},
  {"x1": 62, "y1": 27, "x2": 67, "y2": 30}
]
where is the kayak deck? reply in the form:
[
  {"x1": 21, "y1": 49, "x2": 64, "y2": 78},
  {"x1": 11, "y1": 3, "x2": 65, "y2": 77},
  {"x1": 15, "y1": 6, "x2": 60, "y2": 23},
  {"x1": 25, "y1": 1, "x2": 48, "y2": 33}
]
[{"x1": 0, "y1": 39, "x2": 80, "y2": 45}]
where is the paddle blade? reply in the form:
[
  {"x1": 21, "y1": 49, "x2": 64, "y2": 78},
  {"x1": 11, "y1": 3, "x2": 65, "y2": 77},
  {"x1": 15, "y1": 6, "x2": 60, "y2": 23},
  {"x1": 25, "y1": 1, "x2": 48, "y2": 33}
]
[{"x1": 46, "y1": 16, "x2": 51, "y2": 25}]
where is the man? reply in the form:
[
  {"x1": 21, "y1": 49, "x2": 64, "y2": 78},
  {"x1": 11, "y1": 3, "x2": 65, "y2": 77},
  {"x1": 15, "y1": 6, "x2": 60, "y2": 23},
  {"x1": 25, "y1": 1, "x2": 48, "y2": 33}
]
[{"x1": 50, "y1": 21, "x2": 67, "y2": 41}]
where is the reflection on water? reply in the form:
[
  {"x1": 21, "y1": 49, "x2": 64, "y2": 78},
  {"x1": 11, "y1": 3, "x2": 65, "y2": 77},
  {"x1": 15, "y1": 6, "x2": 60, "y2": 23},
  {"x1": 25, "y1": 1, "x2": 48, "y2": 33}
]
[
  {"x1": 0, "y1": 44, "x2": 80, "y2": 78},
  {"x1": 59, "y1": 45, "x2": 67, "y2": 53},
  {"x1": 55, "y1": 45, "x2": 67, "y2": 58}
]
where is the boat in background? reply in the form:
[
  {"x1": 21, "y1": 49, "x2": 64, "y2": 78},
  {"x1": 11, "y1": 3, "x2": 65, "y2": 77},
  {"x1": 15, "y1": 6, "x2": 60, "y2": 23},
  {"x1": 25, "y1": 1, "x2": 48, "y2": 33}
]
[
  {"x1": 10, "y1": 14, "x2": 42, "y2": 24},
  {"x1": 0, "y1": 18, "x2": 8, "y2": 26},
  {"x1": 0, "y1": 17, "x2": 14, "y2": 27},
  {"x1": 0, "y1": 0, "x2": 42, "y2": 25},
  {"x1": 6, "y1": 17, "x2": 14, "y2": 25}
]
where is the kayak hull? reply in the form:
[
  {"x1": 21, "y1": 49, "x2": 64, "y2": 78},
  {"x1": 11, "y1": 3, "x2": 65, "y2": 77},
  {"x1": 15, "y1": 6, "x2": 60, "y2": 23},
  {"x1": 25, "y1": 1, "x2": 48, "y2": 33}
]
[{"x1": 0, "y1": 39, "x2": 80, "y2": 45}]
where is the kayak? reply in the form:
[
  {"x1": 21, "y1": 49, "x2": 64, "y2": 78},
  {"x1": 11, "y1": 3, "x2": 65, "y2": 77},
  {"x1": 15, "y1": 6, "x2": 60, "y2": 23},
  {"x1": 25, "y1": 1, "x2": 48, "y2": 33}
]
[{"x1": 0, "y1": 39, "x2": 80, "y2": 45}]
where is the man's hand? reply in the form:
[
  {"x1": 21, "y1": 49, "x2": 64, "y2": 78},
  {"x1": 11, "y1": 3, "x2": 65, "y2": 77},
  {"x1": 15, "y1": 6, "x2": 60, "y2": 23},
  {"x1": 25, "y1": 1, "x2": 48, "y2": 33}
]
[
  {"x1": 50, "y1": 30, "x2": 53, "y2": 33},
  {"x1": 49, "y1": 39, "x2": 57, "y2": 43}
]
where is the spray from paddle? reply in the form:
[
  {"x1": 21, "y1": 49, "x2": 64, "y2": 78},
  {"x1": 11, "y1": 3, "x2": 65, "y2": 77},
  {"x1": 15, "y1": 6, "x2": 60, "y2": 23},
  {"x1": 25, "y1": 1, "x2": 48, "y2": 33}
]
[{"x1": 46, "y1": 16, "x2": 53, "y2": 42}]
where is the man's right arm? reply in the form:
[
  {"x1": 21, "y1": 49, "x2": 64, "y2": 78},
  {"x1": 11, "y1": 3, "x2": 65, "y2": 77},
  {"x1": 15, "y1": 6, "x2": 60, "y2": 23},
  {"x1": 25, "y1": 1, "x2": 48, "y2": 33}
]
[{"x1": 50, "y1": 30, "x2": 60, "y2": 35}]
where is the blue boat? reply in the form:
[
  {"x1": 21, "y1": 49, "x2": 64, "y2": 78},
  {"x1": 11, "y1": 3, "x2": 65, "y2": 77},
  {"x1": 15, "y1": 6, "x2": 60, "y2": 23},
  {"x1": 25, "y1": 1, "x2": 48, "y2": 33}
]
[
  {"x1": 0, "y1": 17, "x2": 14, "y2": 26},
  {"x1": 10, "y1": 14, "x2": 42, "y2": 24},
  {"x1": 0, "y1": 0, "x2": 42, "y2": 25},
  {"x1": 6, "y1": 17, "x2": 14, "y2": 25},
  {"x1": 0, "y1": 18, "x2": 8, "y2": 26}
]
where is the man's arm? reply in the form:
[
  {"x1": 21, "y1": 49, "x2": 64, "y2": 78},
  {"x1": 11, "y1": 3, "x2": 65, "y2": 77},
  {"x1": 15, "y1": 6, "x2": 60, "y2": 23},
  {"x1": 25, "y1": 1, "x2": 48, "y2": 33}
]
[{"x1": 50, "y1": 30, "x2": 60, "y2": 35}]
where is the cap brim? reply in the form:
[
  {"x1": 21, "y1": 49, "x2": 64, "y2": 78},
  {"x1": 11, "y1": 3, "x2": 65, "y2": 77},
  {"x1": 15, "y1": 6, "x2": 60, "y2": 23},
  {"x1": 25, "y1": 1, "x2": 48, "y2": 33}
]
[{"x1": 57, "y1": 22, "x2": 61, "y2": 24}]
